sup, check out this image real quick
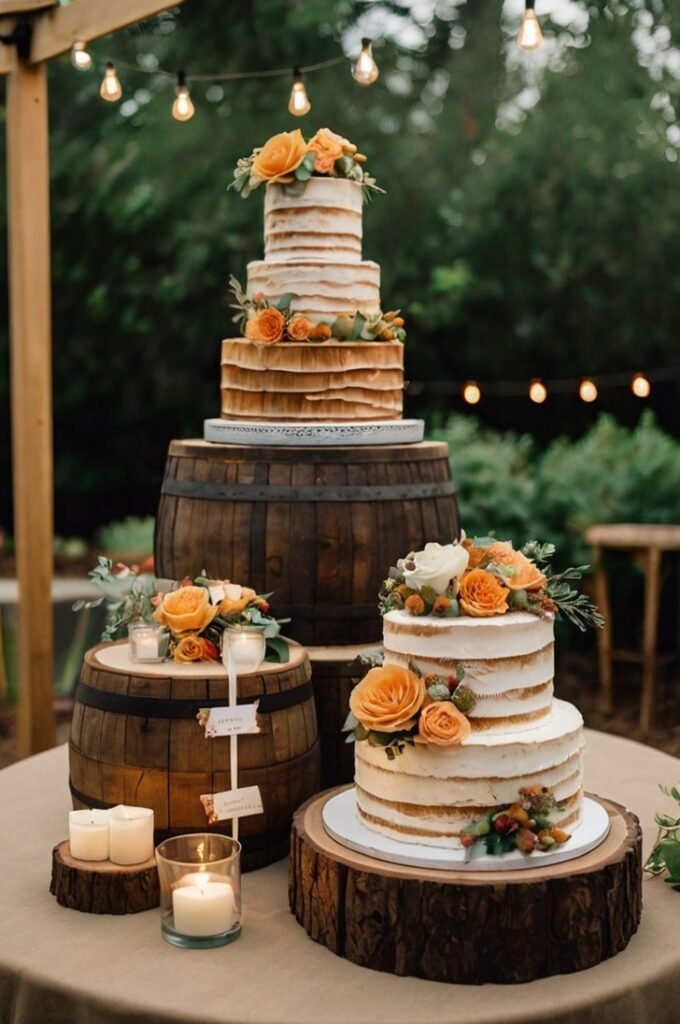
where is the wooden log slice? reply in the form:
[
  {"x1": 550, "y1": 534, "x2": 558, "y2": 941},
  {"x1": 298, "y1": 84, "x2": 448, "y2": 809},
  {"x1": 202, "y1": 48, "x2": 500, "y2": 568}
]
[
  {"x1": 289, "y1": 788, "x2": 643, "y2": 985},
  {"x1": 50, "y1": 840, "x2": 159, "y2": 915}
]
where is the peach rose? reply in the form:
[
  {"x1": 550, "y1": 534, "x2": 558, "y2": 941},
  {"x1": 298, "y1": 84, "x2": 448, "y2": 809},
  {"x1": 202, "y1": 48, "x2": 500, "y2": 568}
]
[
  {"x1": 248, "y1": 307, "x2": 285, "y2": 344},
  {"x1": 154, "y1": 586, "x2": 218, "y2": 634},
  {"x1": 349, "y1": 664, "x2": 426, "y2": 733},
  {"x1": 487, "y1": 542, "x2": 546, "y2": 592},
  {"x1": 418, "y1": 701, "x2": 471, "y2": 746},
  {"x1": 458, "y1": 569, "x2": 509, "y2": 617},
  {"x1": 252, "y1": 130, "x2": 307, "y2": 184},
  {"x1": 174, "y1": 635, "x2": 219, "y2": 663},
  {"x1": 306, "y1": 128, "x2": 345, "y2": 173},
  {"x1": 286, "y1": 314, "x2": 313, "y2": 341},
  {"x1": 218, "y1": 585, "x2": 258, "y2": 616}
]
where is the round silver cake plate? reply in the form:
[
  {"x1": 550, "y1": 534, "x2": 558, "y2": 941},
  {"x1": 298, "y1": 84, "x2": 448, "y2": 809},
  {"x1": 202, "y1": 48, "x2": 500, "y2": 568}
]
[
  {"x1": 322, "y1": 788, "x2": 611, "y2": 872},
  {"x1": 203, "y1": 419, "x2": 425, "y2": 447}
]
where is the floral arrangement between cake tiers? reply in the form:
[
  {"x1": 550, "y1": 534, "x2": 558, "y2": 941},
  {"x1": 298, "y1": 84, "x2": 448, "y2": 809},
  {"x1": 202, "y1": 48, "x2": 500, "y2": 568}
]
[
  {"x1": 221, "y1": 129, "x2": 405, "y2": 423},
  {"x1": 344, "y1": 537, "x2": 603, "y2": 854},
  {"x1": 75, "y1": 558, "x2": 290, "y2": 664}
]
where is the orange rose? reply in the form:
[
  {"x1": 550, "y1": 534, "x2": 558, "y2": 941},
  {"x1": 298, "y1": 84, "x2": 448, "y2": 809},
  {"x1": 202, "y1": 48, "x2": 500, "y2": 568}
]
[
  {"x1": 286, "y1": 314, "x2": 313, "y2": 341},
  {"x1": 174, "y1": 635, "x2": 219, "y2": 663},
  {"x1": 154, "y1": 586, "x2": 218, "y2": 634},
  {"x1": 487, "y1": 543, "x2": 546, "y2": 592},
  {"x1": 462, "y1": 538, "x2": 489, "y2": 570},
  {"x1": 218, "y1": 585, "x2": 257, "y2": 616},
  {"x1": 458, "y1": 569, "x2": 509, "y2": 617},
  {"x1": 306, "y1": 128, "x2": 345, "y2": 174},
  {"x1": 252, "y1": 129, "x2": 307, "y2": 184},
  {"x1": 418, "y1": 701, "x2": 471, "y2": 746},
  {"x1": 349, "y1": 664, "x2": 426, "y2": 733},
  {"x1": 248, "y1": 307, "x2": 285, "y2": 344}
]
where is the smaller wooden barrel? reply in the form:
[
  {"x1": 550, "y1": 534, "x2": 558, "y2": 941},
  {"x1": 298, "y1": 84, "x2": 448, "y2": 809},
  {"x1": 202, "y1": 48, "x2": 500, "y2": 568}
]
[
  {"x1": 69, "y1": 641, "x2": 319, "y2": 872},
  {"x1": 308, "y1": 644, "x2": 379, "y2": 790}
]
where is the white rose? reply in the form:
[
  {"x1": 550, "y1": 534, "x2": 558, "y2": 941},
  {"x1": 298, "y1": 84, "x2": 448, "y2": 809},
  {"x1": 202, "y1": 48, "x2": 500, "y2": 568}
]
[
  {"x1": 206, "y1": 580, "x2": 242, "y2": 605},
  {"x1": 402, "y1": 542, "x2": 469, "y2": 596}
]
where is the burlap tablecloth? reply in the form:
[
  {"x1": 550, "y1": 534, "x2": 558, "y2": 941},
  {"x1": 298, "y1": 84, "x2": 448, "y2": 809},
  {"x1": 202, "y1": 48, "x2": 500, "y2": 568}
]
[{"x1": 0, "y1": 734, "x2": 678, "y2": 1024}]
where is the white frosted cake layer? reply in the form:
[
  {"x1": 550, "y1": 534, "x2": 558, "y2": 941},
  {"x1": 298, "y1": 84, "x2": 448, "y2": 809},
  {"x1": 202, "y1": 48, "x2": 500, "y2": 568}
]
[
  {"x1": 384, "y1": 609, "x2": 554, "y2": 660},
  {"x1": 264, "y1": 179, "x2": 363, "y2": 263},
  {"x1": 246, "y1": 259, "x2": 381, "y2": 320},
  {"x1": 355, "y1": 699, "x2": 585, "y2": 849}
]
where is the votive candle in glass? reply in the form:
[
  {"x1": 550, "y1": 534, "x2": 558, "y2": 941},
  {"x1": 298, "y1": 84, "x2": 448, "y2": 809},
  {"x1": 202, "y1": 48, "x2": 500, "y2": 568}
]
[
  {"x1": 69, "y1": 809, "x2": 110, "y2": 861},
  {"x1": 128, "y1": 620, "x2": 169, "y2": 663},
  {"x1": 108, "y1": 805, "x2": 155, "y2": 865},
  {"x1": 222, "y1": 625, "x2": 266, "y2": 674}
]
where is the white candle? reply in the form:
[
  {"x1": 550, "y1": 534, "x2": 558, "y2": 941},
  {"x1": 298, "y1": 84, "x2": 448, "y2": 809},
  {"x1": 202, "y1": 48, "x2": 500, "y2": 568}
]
[
  {"x1": 131, "y1": 628, "x2": 160, "y2": 660},
  {"x1": 172, "y1": 874, "x2": 235, "y2": 936},
  {"x1": 108, "y1": 805, "x2": 154, "y2": 865},
  {"x1": 223, "y1": 631, "x2": 265, "y2": 673},
  {"x1": 69, "y1": 809, "x2": 110, "y2": 861}
]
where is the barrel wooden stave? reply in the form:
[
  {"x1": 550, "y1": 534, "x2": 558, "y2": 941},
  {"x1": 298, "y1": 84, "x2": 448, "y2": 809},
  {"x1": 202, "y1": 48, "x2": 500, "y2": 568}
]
[
  {"x1": 155, "y1": 440, "x2": 459, "y2": 646},
  {"x1": 69, "y1": 643, "x2": 320, "y2": 871}
]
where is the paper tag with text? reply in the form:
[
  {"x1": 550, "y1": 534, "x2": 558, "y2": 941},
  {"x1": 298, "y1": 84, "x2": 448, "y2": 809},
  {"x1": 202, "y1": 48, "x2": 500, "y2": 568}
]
[
  {"x1": 196, "y1": 702, "x2": 260, "y2": 738},
  {"x1": 200, "y1": 786, "x2": 264, "y2": 823}
]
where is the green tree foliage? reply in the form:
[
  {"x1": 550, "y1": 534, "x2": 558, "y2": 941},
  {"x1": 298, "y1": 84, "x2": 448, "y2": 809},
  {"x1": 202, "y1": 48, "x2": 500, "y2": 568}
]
[{"x1": 0, "y1": 1, "x2": 678, "y2": 534}]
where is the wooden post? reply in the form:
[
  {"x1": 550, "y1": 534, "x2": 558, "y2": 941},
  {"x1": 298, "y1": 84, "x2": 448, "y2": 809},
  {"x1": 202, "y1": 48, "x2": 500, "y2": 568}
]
[{"x1": 7, "y1": 58, "x2": 55, "y2": 755}]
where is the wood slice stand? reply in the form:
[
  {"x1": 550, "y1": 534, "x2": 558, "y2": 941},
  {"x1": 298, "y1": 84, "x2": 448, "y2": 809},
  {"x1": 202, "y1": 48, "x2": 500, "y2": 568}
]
[
  {"x1": 289, "y1": 788, "x2": 643, "y2": 985},
  {"x1": 50, "y1": 840, "x2": 159, "y2": 915}
]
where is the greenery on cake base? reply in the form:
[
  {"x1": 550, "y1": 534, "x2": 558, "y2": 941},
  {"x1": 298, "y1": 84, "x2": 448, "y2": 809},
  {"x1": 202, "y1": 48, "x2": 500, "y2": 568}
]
[{"x1": 460, "y1": 787, "x2": 572, "y2": 857}]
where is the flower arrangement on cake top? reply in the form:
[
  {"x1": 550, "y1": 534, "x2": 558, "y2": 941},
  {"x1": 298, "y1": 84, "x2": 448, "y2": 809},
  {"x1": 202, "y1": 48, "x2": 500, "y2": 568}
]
[
  {"x1": 379, "y1": 536, "x2": 603, "y2": 631},
  {"x1": 228, "y1": 275, "x2": 405, "y2": 346},
  {"x1": 73, "y1": 558, "x2": 290, "y2": 664},
  {"x1": 229, "y1": 128, "x2": 382, "y2": 199}
]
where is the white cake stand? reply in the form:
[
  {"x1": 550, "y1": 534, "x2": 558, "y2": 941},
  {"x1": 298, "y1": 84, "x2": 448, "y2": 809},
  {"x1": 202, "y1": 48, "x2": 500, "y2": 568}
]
[
  {"x1": 203, "y1": 418, "x2": 425, "y2": 447},
  {"x1": 322, "y1": 786, "x2": 611, "y2": 872}
]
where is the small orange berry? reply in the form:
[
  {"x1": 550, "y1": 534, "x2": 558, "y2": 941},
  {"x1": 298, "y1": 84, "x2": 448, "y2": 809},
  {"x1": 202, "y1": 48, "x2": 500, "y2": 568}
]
[{"x1": 405, "y1": 594, "x2": 426, "y2": 615}]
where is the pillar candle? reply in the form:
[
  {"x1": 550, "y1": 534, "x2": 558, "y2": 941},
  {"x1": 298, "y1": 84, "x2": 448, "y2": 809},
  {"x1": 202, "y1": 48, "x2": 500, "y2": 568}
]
[
  {"x1": 172, "y1": 874, "x2": 235, "y2": 936},
  {"x1": 69, "y1": 809, "x2": 110, "y2": 861},
  {"x1": 108, "y1": 805, "x2": 154, "y2": 865}
]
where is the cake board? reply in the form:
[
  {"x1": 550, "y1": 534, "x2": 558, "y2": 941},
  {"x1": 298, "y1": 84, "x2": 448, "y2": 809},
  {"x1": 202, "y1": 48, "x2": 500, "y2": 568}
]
[
  {"x1": 203, "y1": 418, "x2": 425, "y2": 447},
  {"x1": 289, "y1": 786, "x2": 643, "y2": 985}
]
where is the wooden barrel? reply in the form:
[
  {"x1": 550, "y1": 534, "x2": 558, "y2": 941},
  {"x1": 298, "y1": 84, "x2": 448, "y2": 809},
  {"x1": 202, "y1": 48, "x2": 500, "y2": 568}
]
[
  {"x1": 69, "y1": 641, "x2": 319, "y2": 872},
  {"x1": 155, "y1": 439, "x2": 459, "y2": 646},
  {"x1": 308, "y1": 644, "x2": 380, "y2": 790}
]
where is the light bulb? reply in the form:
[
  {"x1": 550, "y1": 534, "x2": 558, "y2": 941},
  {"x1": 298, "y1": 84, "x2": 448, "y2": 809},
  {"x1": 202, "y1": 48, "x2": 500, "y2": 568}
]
[
  {"x1": 529, "y1": 379, "x2": 547, "y2": 404},
  {"x1": 71, "y1": 42, "x2": 92, "y2": 71},
  {"x1": 579, "y1": 378, "x2": 598, "y2": 403},
  {"x1": 631, "y1": 373, "x2": 651, "y2": 398},
  {"x1": 353, "y1": 38, "x2": 379, "y2": 86},
  {"x1": 288, "y1": 69, "x2": 311, "y2": 117},
  {"x1": 100, "y1": 61, "x2": 122, "y2": 102},
  {"x1": 463, "y1": 382, "x2": 481, "y2": 405},
  {"x1": 518, "y1": 2, "x2": 544, "y2": 51},
  {"x1": 172, "y1": 71, "x2": 195, "y2": 122}
]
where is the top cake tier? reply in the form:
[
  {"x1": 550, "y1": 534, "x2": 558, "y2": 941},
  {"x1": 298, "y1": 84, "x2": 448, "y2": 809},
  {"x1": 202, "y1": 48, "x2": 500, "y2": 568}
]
[{"x1": 264, "y1": 179, "x2": 364, "y2": 264}]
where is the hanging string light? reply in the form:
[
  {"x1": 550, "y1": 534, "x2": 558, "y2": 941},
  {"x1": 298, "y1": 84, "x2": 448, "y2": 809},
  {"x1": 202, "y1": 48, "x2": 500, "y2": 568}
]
[
  {"x1": 100, "y1": 61, "x2": 122, "y2": 102},
  {"x1": 529, "y1": 379, "x2": 548, "y2": 404},
  {"x1": 288, "y1": 68, "x2": 311, "y2": 117},
  {"x1": 579, "y1": 378, "x2": 598, "y2": 403},
  {"x1": 518, "y1": 0, "x2": 544, "y2": 51},
  {"x1": 631, "y1": 372, "x2": 651, "y2": 398},
  {"x1": 463, "y1": 381, "x2": 482, "y2": 405},
  {"x1": 352, "y1": 38, "x2": 379, "y2": 86},
  {"x1": 70, "y1": 41, "x2": 92, "y2": 71},
  {"x1": 172, "y1": 70, "x2": 195, "y2": 122}
]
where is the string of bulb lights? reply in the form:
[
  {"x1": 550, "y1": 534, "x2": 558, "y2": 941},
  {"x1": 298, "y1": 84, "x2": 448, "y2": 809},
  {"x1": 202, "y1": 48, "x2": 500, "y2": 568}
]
[
  {"x1": 405, "y1": 369, "x2": 675, "y2": 405},
  {"x1": 68, "y1": 0, "x2": 546, "y2": 118}
]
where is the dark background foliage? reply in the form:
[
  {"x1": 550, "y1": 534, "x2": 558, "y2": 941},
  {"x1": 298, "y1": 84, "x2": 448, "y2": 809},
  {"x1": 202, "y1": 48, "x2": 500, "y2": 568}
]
[{"x1": 0, "y1": 0, "x2": 678, "y2": 536}]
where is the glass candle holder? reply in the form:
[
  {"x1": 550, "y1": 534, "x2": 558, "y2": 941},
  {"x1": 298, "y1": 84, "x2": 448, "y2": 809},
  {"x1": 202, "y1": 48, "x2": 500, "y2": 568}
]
[
  {"x1": 222, "y1": 625, "x2": 266, "y2": 674},
  {"x1": 156, "y1": 834, "x2": 241, "y2": 949},
  {"x1": 128, "y1": 620, "x2": 170, "y2": 663}
]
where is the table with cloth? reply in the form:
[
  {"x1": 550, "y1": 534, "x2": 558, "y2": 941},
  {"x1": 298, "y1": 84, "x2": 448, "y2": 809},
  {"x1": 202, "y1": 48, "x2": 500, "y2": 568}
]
[{"x1": 0, "y1": 733, "x2": 679, "y2": 1024}]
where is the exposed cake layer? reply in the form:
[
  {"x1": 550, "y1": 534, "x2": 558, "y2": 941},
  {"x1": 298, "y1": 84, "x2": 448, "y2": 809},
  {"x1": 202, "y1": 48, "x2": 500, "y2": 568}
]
[
  {"x1": 354, "y1": 699, "x2": 585, "y2": 849},
  {"x1": 264, "y1": 179, "x2": 363, "y2": 263},
  {"x1": 384, "y1": 610, "x2": 555, "y2": 732},
  {"x1": 220, "y1": 339, "x2": 404, "y2": 422},
  {"x1": 246, "y1": 259, "x2": 381, "y2": 320}
]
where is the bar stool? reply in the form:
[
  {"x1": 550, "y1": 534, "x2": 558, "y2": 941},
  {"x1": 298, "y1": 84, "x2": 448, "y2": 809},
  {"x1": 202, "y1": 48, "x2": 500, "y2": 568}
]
[{"x1": 585, "y1": 523, "x2": 680, "y2": 733}]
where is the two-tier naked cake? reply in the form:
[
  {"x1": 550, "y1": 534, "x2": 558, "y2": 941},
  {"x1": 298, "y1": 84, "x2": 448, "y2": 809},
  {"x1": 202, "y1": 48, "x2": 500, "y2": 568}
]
[
  {"x1": 346, "y1": 537, "x2": 603, "y2": 854},
  {"x1": 216, "y1": 128, "x2": 408, "y2": 426}
]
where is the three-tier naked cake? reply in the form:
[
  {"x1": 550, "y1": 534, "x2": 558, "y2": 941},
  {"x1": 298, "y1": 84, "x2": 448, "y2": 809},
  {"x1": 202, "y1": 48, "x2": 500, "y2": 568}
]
[
  {"x1": 205, "y1": 128, "x2": 419, "y2": 439},
  {"x1": 345, "y1": 537, "x2": 603, "y2": 856}
]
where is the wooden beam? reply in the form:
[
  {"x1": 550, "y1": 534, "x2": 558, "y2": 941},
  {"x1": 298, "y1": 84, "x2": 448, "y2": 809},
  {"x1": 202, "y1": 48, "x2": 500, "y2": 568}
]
[
  {"x1": 30, "y1": 0, "x2": 184, "y2": 64},
  {"x1": 0, "y1": 1, "x2": 56, "y2": 13},
  {"x1": 7, "y1": 59, "x2": 55, "y2": 755},
  {"x1": 0, "y1": 17, "x2": 18, "y2": 75}
]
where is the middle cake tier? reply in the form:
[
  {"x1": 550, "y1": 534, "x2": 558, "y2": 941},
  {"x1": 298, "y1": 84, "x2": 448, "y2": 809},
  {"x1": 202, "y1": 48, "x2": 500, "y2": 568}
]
[{"x1": 246, "y1": 259, "x2": 381, "y2": 321}]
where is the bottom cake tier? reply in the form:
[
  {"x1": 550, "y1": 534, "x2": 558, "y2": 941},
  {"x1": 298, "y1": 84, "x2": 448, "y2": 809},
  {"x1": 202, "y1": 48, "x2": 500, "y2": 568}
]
[{"x1": 354, "y1": 699, "x2": 584, "y2": 848}]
